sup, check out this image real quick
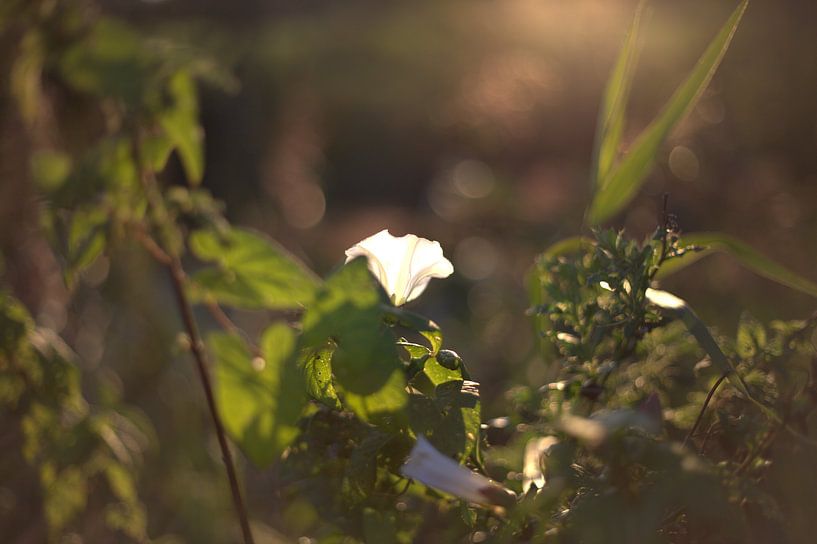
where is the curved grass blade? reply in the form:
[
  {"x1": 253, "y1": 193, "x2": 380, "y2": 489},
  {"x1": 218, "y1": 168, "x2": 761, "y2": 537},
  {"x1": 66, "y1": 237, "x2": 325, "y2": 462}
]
[
  {"x1": 656, "y1": 232, "x2": 817, "y2": 299},
  {"x1": 592, "y1": 0, "x2": 647, "y2": 187},
  {"x1": 539, "y1": 236, "x2": 594, "y2": 261},
  {"x1": 588, "y1": 0, "x2": 748, "y2": 225}
]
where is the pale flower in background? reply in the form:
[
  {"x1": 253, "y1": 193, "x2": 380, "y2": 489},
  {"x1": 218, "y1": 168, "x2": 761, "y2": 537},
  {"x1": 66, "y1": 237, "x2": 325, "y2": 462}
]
[
  {"x1": 522, "y1": 436, "x2": 559, "y2": 494},
  {"x1": 400, "y1": 437, "x2": 516, "y2": 507},
  {"x1": 345, "y1": 229, "x2": 454, "y2": 306}
]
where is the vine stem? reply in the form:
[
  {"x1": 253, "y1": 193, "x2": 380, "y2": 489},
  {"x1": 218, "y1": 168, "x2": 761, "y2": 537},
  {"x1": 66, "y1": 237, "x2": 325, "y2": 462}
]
[
  {"x1": 131, "y1": 129, "x2": 256, "y2": 544},
  {"x1": 683, "y1": 370, "x2": 729, "y2": 451}
]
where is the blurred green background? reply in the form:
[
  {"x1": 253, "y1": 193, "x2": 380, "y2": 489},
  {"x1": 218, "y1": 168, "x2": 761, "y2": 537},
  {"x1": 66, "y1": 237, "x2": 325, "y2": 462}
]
[{"x1": 2, "y1": 0, "x2": 816, "y2": 541}]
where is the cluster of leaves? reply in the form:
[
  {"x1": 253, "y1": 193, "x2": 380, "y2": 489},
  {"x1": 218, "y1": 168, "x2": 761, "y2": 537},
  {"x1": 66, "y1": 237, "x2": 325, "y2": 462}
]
[
  {"x1": 197, "y1": 231, "x2": 487, "y2": 540},
  {"x1": 5, "y1": 4, "x2": 492, "y2": 541},
  {"x1": 514, "y1": 226, "x2": 817, "y2": 543},
  {"x1": 0, "y1": 291, "x2": 153, "y2": 541}
]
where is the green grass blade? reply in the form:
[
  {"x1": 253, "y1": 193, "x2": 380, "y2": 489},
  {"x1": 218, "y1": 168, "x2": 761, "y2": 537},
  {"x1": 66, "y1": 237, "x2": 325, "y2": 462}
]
[
  {"x1": 588, "y1": 0, "x2": 748, "y2": 225},
  {"x1": 540, "y1": 236, "x2": 595, "y2": 260},
  {"x1": 645, "y1": 288, "x2": 750, "y2": 396},
  {"x1": 656, "y1": 232, "x2": 817, "y2": 298},
  {"x1": 592, "y1": 0, "x2": 646, "y2": 187}
]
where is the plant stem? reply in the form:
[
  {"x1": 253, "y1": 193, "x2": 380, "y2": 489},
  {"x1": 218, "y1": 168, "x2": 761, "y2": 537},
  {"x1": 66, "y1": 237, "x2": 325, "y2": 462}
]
[
  {"x1": 131, "y1": 128, "x2": 255, "y2": 544},
  {"x1": 166, "y1": 260, "x2": 256, "y2": 544},
  {"x1": 683, "y1": 370, "x2": 729, "y2": 451}
]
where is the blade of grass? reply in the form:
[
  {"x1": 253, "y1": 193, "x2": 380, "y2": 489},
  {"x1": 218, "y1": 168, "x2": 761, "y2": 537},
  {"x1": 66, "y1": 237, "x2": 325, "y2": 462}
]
[
  {"x1": 592, "y1": 0, "x2": 647, "y2": 187},
  {"x1": 539, "y1": 236, "x2": 595, "y2": 261},
  {"x1": 645, "y1": 288, "x2": 750, "y2": 396},
  {"x1": 656, "y1": 232, "x2": 817, "y2": 299},
  {"x1": 588, "y1": 0, "x2": 748, "y2": 225}
]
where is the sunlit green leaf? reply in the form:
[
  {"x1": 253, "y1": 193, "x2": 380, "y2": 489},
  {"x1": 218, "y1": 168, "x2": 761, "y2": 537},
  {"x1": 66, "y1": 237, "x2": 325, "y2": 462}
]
[
  {"x1": 736, "y1": 312, "x2": 766, "y2": 359},
  {"x1": 657, "y1": 232, "x2": 817, "y2": 299},
  {"x1": 301, "y1": 344, "x2": 341, "y2": 410},
  {"x1": 159, "y1": 71, "x2": 204, "y2": 185},
  {"x1": 190, "y1": 227, "x2": 320, "y2": 310},
  {"x1": 65, "y1": 207, "x2": 108, "y2": 287},
  {"x1": 588, "y1": 0, "x2": 748, "y2": 224},
  {"x1": 408, "y1": 355, "x2": 463, "y2": 397},
  {"x1": 210, "y1": 325, "x2": 305, "y2": 467},
  {"x1": 301, "y1": 258, "x2": 407, "y2": 424},
  {"x1": 592, "y1": 0, "x2": 646, "y2": 186},
  {"x1": 30, "y1": 150, "x2": 72, "y2": 192},
  {"x1": 42, "y1": 465, "x2": 87, "y2": 535},
  {"x1": 539, "y1": 236, "x2": 594, "y2": 261},
  {"x1": 383, "y1": 305, "x2": 443, "y2": 355}
]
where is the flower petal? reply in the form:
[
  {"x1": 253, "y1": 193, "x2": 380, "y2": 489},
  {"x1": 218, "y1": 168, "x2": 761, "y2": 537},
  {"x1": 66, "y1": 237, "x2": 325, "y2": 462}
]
[
  {"x1": 401, "y1": 437, "x2": 515, "y2": 507},
  {"x1": 345, "y1": 230, "x2": 453, "y2": 305}
]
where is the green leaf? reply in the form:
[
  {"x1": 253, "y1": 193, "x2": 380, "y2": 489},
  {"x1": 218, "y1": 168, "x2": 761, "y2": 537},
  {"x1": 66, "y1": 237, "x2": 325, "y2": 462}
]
[
  {"x1": 592, "y1": 0, "x2": 646, "y2": 186},
  {"x1": 538, "y1": 236, "x2": 595, "y2": 261},
  {"x1": 645, "y1": 288, "x2": 749, "y2": 397},
  {"x1": 362, "y1": 507, "x2": 399, "y2": 544},
  {"x1": 346, "y1": 430, "x2": 392, "y2": 498},
  {"x1": 42, "y1": 466, "x2": 87, "y2": 535},
  {"x1": 382, "y1": 305, "x2": 443, "y2": 355},
  {"x1": 408, "y1": 354, "x2": 463, "y2": 398},
  {"x1": 301, "y1": 258, "x2": 407, "y2": 424},
  {"x1": 656, "y1": 232, "x2": 817, "y2": 299},
  {"x1": 159, "y1": 71, "x2": 204, "y2": 185},
  {"x1": 30, "y1": 150, "x2": 72, "y2": 192},
  {"x1": 434, "y1": 380, "x2": 481, "y2": 460},
  {"x1": 210, "y1": 325, "x2": 306, "y2": 467},
  {"x1": 65, "y1": 207, "x2": 108, "y2": 287},
  {"x1": 408, "y1": 379, "x2": 481, "y2": 461},
  {"x1": 189, "y1": 227, "x2": 320, "y2": 310},
  {"x1": 336, "y1": 366, "x2": 407, "y2": 428},
  {"x1": 588, "y1": 0, "x2": 748, "y2": 224},
  {"x1": 301, "y1": 344, "x2": 341, "y2": 410},
  {"x1": 736, "y1": 312, "x2": 766, "y2": 359},
  {"x1": 59, "y1": 19, "x2": 154, "y2": 107}
]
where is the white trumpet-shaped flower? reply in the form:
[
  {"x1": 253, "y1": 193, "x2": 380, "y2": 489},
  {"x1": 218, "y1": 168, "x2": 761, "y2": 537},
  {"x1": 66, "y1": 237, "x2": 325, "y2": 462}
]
[
  {"x1": 400, "y1": 437, "x2": 516, "y2": 507},
  {"x1": 345, "y1": 229, "x2": 454, "y2": 306},
  {"x1": 522, "y1": 436, "x2": 559, "y2": 494}
]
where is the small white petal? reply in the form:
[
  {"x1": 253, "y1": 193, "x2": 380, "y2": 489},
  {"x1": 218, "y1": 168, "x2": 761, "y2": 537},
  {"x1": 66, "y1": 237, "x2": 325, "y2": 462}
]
[
  {"x1": 401, "y1": 437, "x2": 515, "y2": 506},
  {"x1": 645, "y1": 288, "x2": 687, "y2": 310},
  {"x1": 522, "y1": 436, "x2": 559, "y2": 494},
  {"x1": 345, "y1": 229, "x2": 453, "y2": 305}
]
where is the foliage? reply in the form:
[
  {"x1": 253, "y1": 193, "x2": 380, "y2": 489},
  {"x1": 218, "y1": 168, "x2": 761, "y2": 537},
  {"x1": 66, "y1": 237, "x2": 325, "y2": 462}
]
[
  {"x1": 3, "y1": 0, "x2": 817, "y2": 543},
  {"x1": 0, "y1": 292, "x2": 152, "y2": 542}
]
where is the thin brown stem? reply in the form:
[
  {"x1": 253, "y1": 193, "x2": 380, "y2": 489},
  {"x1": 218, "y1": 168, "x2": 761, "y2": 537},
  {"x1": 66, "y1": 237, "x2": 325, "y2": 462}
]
[
  {"x1": 166, "y1": 261, "x2": 256, "y2": 544},
  {"x1": 131, "y1": 127, "x2": 255, "y2": 544},
  {"x1": 133, "y1": 226, "x2": 173, "y2": 265},
  {"x1": 683, "y1": 371, "x2": 729, "y2": 451}
]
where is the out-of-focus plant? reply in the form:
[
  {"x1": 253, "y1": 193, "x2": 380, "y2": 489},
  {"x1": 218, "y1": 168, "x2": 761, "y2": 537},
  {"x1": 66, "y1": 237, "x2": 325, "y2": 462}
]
[{"x1": 3, "y1": 0, "x2": 817, "y2": 543}]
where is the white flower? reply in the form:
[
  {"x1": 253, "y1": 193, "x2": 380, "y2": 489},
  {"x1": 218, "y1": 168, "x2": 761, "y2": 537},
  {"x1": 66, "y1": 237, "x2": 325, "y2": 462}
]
[
  {"x1": 645, "y1": 287, "x2": 687, "y2": 311},
  {"x1": 345, "y1": 229, "x2": 454, "y2": 306},
  {"x1": 400, "y1": 437, "x2": 516, "y2": 507},
  {"x1": 522, "y1": 436, "x2": 559, "y2": 493}
]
